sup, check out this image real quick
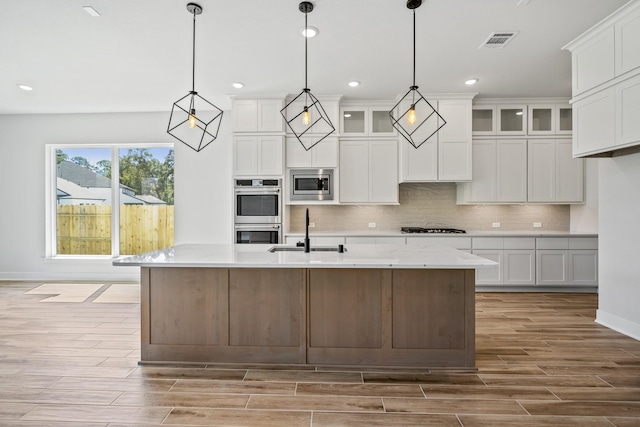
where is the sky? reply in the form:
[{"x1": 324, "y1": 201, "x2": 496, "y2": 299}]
[{"x1": 60, "y1": 147, "x2": 172, "y2": 166}]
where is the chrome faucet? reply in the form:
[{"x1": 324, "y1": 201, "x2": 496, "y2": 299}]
[{"x1": 304, "y1": 208, "x2": 310, "y2": 253}]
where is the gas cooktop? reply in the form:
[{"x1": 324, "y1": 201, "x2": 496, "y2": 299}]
[{"x1": 401, "y1": 227, "x2": 466, "y2": 234}]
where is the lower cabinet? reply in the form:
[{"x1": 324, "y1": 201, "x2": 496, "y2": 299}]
[
  {"x1": 536, "y1": 237, "x2": 598, "y2": 286},
  {"x1": 472, "y1": 238, "x2": 535, "y2": 286}
]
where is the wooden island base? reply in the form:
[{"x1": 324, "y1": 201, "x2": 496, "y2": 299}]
[{"x1": 141, "y1": 267, "x2": 475, "y2": 369}]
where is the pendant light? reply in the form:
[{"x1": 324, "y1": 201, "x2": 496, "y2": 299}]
[
  {"x1": 281, "y1": 1, "x2": 335, "y2": 151},
  {"x1": 390, "y1": 0, "x2": 446, "y2": 149},
  {"x1": 167, "y1": 3, "x2": 223, "y2": 152}
]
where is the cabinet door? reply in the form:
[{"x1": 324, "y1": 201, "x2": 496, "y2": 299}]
[
  {"x1": 438, "y1": 99, "x2": 472, "y2": 181},
  {"x1": 573, "y1": 87, "x2": 616, "y2": 156},
  {"x1": 568, "y1": 250, "x2": 598, "y2": 286},
  {"x1": 572, "y1": 27, "x2": 615, "y2": 95},
  {"x1": 503, "y1": 250, "x2": 535, "y2": 285},
  {"x1": 233, "y1": 136, "x2": 258, "y2": 176},
  {"x1": 401, "y1": 138, "x2": 438, "y2": 182},
  {"x1": 339, "y1": 140, "x2": 369, "y2": 203},
  {"x1": 615, "y1": 9, "x2": 640, "y2": 75},
  {"x1": 473, "y1": 250, "x2": 502, "y2": 285},
  {"x1": 472, "y1": 107, "x2": 496, "y2": 135},
  {"x1": 370, "y1": 108, "x2": 396, "y2": 136},
  {"x1": 528, "y1": 105, "x2": 555, "y2": 135},
  {"x1": 340, "y1": 108, "x2": 368, "y2": 136},
  {"x1": 497, "y1": 105, "x2": 526, "y2": 135},
  {"x1": 468, "y1": 140, "x2": 497, "y2": 202},
  {"x1": 369, "y1": 140, "x2": 398, "y2": 203},
  {"x1": 557, "y1": 105, "x2": 573, "y2": 134},
  {"x1": 615, "y1": 72, "x2": 640, "y2": 147},
  {"x1": 257, "y1": 136, "x2": 283, "y2": 176},
  {"x1": 556, "y1": 140, "x2": 584, "y2": 203},
  {"x1": 497, "y1": 140, "x2": 527, "y2": 202},
  {"x1": 232, "y1": 100, "x2": 258, "y2": 132},
  {"x1": 528, "y1": 139, "x2": 556, "y2": 202},
  {"x1": 536, "y1": 250, "x2": 568, "y2": 285},
  {"x1": 257, "y1": 100, "x2": 284, "y2": 132},
  {"x1": 286, "y1": 137, "x2": 312, "y2": 168},
  {"x1": 311, "y1": 137, "x2": 338, "y2": 168}
]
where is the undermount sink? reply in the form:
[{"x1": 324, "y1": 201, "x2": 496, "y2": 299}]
[{"x1": 268, "y1": 246, "x2": 346, "y2": 253}]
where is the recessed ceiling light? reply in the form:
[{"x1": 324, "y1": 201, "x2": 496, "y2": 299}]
[
  {"x1": 464, "y1": 78, "x2": 479, "y2": 85},
  {"x1": 18, "y1": 84, "x2": 33, "y2": 91},
  {"x1": 232, "y1": 82, "x2": 244, "y2": 89},
  {"x1": 300, "y1": 26, "x2": 319, "y2": 38},
  {"x1": 348, "y1": 81, "x2": 361, "y2": 88},
  {"x1": 82, "y1": 6, "x2": 101, "y2": 17}
]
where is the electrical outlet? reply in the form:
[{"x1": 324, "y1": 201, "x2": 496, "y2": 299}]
[
  {"x1": 533, "y1": 222, "x2": 542, "y2": 228},
  {"x1": 368, "y1": 222, "x2": 377, "y2": 228},
  {"x1": 309, "y1": 222, "x2": 316, "y2": 228},
  {"x1": 492, "y1": 222, "x2": 501, "y2": 228}
]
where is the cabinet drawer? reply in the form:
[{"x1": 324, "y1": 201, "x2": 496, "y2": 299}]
[
  {"x1": 537, "y1": 238, "x2": 569, "y2": 250},
  {"x1": 473, "y1": 238, "x2": 503, "y2": 250},
  {"x1": 406, "y1": 237, "x2": 472, "y2": 250},
  {"x1": 504, "y1": 237, "x2": 535, "y2": 250},
  {"x1": 569, "y1": 237, "x2": 598, "y2": 250}
]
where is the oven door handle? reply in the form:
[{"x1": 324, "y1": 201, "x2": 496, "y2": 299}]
[
  {"x1": 234, "y1": 224, "x2": 281, "y2": 230},
  {"x1": 234, "y1": 188, "x2": 280, "y2": 194}
]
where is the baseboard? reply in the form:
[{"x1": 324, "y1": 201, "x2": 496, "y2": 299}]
[
  {"x1": 0, "y1": 271, "x2": 139, "y2": 282},
  {"x1": 596, "y1": 309, "x2": 640, "y2": 341},
  {"x1": 477, "y1": 286, "x2": 598, "y2": 293}
]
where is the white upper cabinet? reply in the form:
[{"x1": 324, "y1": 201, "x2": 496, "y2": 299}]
[
  {"x1": 401, "y1": 97, "x2": 473, "y2": 182},
  {"x1": 615, "y1": 72, "x2": 640, "y2": 146},
  {"x1": 528, "y1": 139, "x2": 584, "y2": 203},
  {"x1": 233, "y1": 136, "x2": 283, "y2": 176},
  {"x1": 496, "y1": 105, "x2": 527, "y2": 135},
  {"x1": 286, "y1": 136, "x2": 338, "y2": 168},
  {"x1": 340, "y1": 139, "x2": 398, "y2": 204},
  {"x1": 528, "y1": 104, "x2": 572, "y2": 135},
  {"x1": 232, "y1": 99, "x2": 284, "y2": 133},
  {"x1": 340, "y1": 103, "x2": 396, "y2": 137},
  {"x1": 571, "y1": 27, "x2": 616, "y2": 96},
  {"x1": 615, "y1": 8, "x2": 640, "y2": 75},
  {"x1": 471, "y1": 106, "x2": 496, "y2": 136}
]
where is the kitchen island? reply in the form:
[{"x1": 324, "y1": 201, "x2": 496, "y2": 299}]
[{"x1": 114, "y1": 244, "x2": 496, "y2": 369}]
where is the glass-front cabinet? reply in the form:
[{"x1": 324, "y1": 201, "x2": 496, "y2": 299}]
[
  {"x1": 473, "y1": 105, "x2": 527, "y2": 135},
  {"x1": 340, "y1": 104, "x2": 396, "y2": 137},
  {"x1": 528, "y1": 104, "x2": 572, "y2": 135},
  {"x1": 472, "y1": 107, "x2": 496, "y2": 136}
]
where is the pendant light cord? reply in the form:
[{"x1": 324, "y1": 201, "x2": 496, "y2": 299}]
[
  {"x1": 412, "y1": 9, "x2": 416, "y2": 88},
  {"x1": 191, "y1": 10, "x2": 196, "y2": 93},
  {"x1": 304, "y1": 11, "x2": 308, "y2": 90}
]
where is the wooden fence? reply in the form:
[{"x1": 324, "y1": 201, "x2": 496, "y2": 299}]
[{"x1": 57, "y1": 205, "x2": 174, "y2": 255}]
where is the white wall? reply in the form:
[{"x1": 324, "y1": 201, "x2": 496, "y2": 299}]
[
  {"x1": 570, "y1": 158, "x2": 599, "y2": 233},
  {"x1": 0, "y1": 112, "x2": 232, "y2": 282},
  {"x1": 596, "y1": 151, "x2": 640, "y2": 340}
]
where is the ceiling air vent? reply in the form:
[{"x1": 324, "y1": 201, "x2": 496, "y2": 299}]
[{"x1": 480, "y1": 31, "x2": 519, "y2": 49}]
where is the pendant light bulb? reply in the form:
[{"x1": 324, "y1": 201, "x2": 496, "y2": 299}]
[
  {"x1": 302, "y1": 107, "x2": 311, "y2": 126},
  {"x1": 407, "y1": 105, "x2": 417, "y2": 125},
  {"x1": 188, "y1": 109, "x2": 197, "y2": 128}
]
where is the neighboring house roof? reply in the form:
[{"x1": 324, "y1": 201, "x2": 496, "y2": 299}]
[
  {"x1": 133, "y1": 195, "x2": 167, "y2": 205},
  {"x1": 56, "y1": 177, "x2": 106, "y2": 203},
  {"x1": 57, "y1": 160, "x2": 112, "y2": 188}
]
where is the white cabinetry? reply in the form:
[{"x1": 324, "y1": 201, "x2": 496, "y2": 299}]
[
  {"x1": 536, "y1": 237, "x2": 598, "y2": 286},
  {"x1": 528, "y1": 104, "x2": 573, "y2": 135},
  {"x1": 233, "y1": 136, "x2": 283, "y2": 176},
  {"x1": 472, "y1": 238, "x2": 535, "y2": 286},
  {"x1": 339, "y1": 140, "x2": 398, "y2": 204},
  {"x1": 340, "y1": 103, "x2": 396, "y2": 137},
  {"x1": 286, "y1": 137, "x2": 338, "y2": 168},
  {"x1": 564, "y1": 0, "x2": 640, "y2": 156},
  {"x1": 457, "y1": 139, "x2": 527, "y2": 203},
  {"x1": 401, "y1": 98, "x2": 473, "y2": 182},
  {"x1": 406, "y1": 236, "x2": 471, "y2": 250},
  {"x1": 528, "y1": 139, "x2": 584, "y2": 203},
  {"x1": 345, "y1": 236, "x2": 406, "y2": 245},
  {"x1": 232, "y1": 99, "x2": 284, "y2": 132},
  {"x1": 283, "y1": 96, "x2": 340, "y2": 137}
]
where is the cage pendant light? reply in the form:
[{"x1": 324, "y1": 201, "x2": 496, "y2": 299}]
[
  {"x1": 167, "y1": 3, "x2": 223, "y2": 152},
  {"x1": 390, "y1": 0, "x2": 446, "y2": 149},
  {"x1": 280, "y1": 1, "x2": 335, "y2": 151}
]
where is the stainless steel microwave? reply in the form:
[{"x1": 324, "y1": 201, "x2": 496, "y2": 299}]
[{"x1": 290, "y1": 169, "x2": 334, "y2": 201}]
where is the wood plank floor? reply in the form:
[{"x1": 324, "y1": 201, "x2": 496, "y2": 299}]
[{"x1": 0, "y1": 282, "x2": 639, "y2": 426}]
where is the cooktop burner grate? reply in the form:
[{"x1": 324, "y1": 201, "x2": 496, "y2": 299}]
[{"x1": 401, "y1": 227, "x2": 466, "y2": 234}]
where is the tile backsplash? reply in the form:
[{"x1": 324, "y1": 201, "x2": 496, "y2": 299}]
[{"x1": 288, "y1": 182, "x2": 570, "y2": 233}]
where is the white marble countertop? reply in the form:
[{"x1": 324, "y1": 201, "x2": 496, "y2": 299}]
[{"x1": 112, "y1": 244, "x2": 498, "y2": 269}]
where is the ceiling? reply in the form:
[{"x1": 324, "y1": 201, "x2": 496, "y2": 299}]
[{"x1": 0, "y1": 0, "x2": 629, "y2": 114}]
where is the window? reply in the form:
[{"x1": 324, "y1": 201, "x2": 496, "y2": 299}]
[{"x1": 48, "y1": 144, "x2": 174, "y2": 257}]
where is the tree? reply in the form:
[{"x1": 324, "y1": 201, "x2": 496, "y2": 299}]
[
  {"x1": 70, "y1": 156, "x2": 92, "y2": 169},
  {"x1": 56, "y1": 149, "x2": 69, "y2": 164},
  {"x1": 119, "y1": 148, "x2": 174, "y2": 205},
  {"x1": 95, "y1": 160, "x2": 112, "y2": 178}
]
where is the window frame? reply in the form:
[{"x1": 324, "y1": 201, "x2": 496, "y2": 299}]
[{"x1": 45, "y1": 143, "x2": 174, "y2": 259}]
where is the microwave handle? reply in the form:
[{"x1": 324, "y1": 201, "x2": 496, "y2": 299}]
[{"x1": 234, "y1": 224, "x2": 281, "y2": 230}]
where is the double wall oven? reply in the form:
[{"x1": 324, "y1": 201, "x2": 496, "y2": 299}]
[{"x1": 234, "y1": 179, "x2": 281, "y2": 244}]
